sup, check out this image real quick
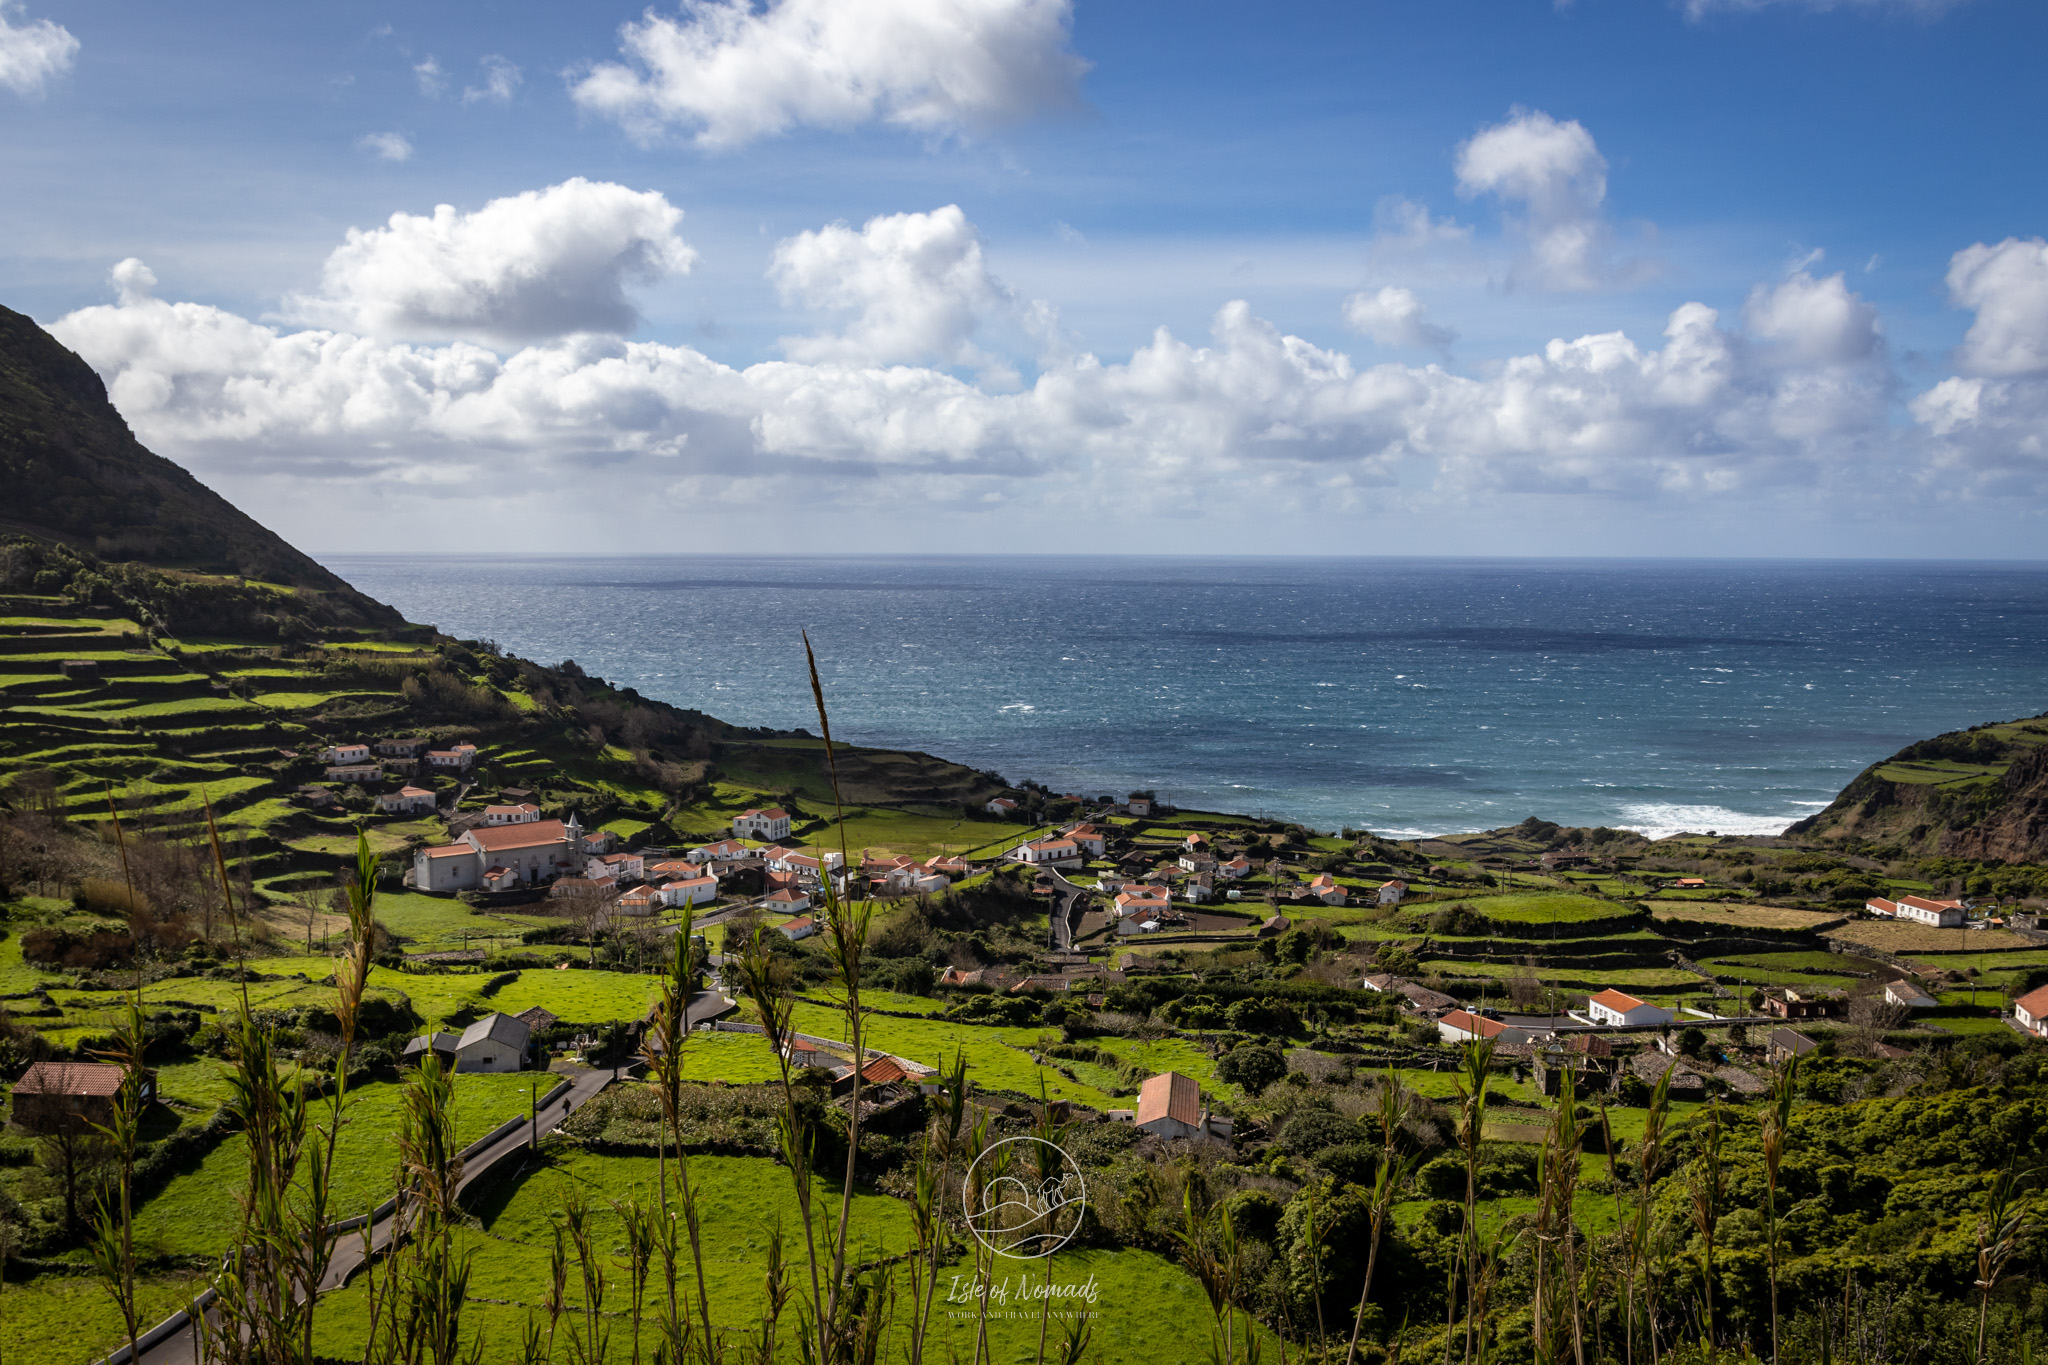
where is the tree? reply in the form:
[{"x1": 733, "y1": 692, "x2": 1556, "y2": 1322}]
[
  {"x1": 1677, "y1": 1025, "x2": 1707, "y2": 1059},
  {"x1": 1215, "y1": 1042, "x2": 1285, "y2": 1095}
]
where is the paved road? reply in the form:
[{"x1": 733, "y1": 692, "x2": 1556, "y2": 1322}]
[
  {"x1": 1041, "y1": 867, "x2": 1090, "y2": 952},
  {"x1": 120, "y1": 1064, "x2": 620, "y2": 1365}
]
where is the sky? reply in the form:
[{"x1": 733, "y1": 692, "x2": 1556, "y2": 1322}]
[{"x1": 5, "y1": 0, "x2": 2048, "y2": 558}]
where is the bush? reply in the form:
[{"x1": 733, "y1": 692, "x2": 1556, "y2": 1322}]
[
  {"x1": 73, "y1": 878, "x2": 148, "y2": 919},
  {"x1": 1224, "y1": 997, "x2": 1300, "y2": 1036},
  {"x1": 1216, "y1": 1042, "x2": 1287, "y2": 1095},
  {"x1": 1278, "y1": 1108, "x2": 1357, "y2": 1156},
  {"x1": 1225, "y1": 1188, "x2": 1284, "y2": 1243},
  {"x1": 20, "y1": 925, "x2": 133, "y2": 970},
  {"x1": 477, "y1": 970, "x2": 519, "y2": 999},
  {"x1": 1313, "y1": 1142, "x2": 1381, "y2": 1187}
]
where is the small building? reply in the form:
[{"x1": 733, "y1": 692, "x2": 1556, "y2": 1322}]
[
  {"x1": 516, "y1": 1006, "x2": 559, "y2": 1035},
  {"x1": 939, "y1": 966, "x2": 984, "y2": 987},
  {"x1": 427, "y1": 743, "x2": 478, "y2": 771},
  {"x1": 1667, "y1": 878, "x2": 1708, "y2": 891},
  {"x1": 766, "y1": 888, "x2": 812, "y2": 915},
  {"x1": 1585, "y1": 988, "x2": 1673, "y2": 1028},
  {"x1": 326, "y1": 763, "x2": 382, "y2": 783},
  {"x1": 645, "y1": 859, "x2": 695, "y2": 882},
  {"x1": 1125, "y1": 795, "x2": 1153, "y2": 817},
  {"x1": 733, "y1": 808, "x2": 794, "y2": 840},
  {"x1": 588, "y1": 851, "x2": 646, "y2": 884},
  {"x1": 580, "y1": 827, "x2": 618, "y2": 855},
  {"x1": 1133, "y1": 1071, "x2": 1227, "y2": 1139},
  {"x1": 924, "y1": 854, "x2": 970, "y2": 878},
  {"x1": 374, "y1": 738, "x2": 427, "y2": 758},
  {"x1": 618, "y1": 886, "x2": 663, "y2": 916},
  {"x1": 1894, "y1": 895, "x2": 1966, "y2": 929},
  {"x1": 1219, "y1": 855, "x2": 1252, "y2": 879},
  {"x1": 690, "y1": 840, "x2": 751, "y2": 863},
  {"x1": 660, "y1": 875, "x2": 719, "y2": 908},
  {"x1": 1304, "y1": 874, "x2": 1346, "y2": 906},
  {"x1": 481, "y1": 865, "x2": 521, "y2": 892},
  {"x1": 1113, "y1": 888, "x2": 1171, "y2": 919},
  {"x1": 1377, "y1": 880, "x2": 1407, "y2": 906},
  {"x1": 1763, "y1": 987, "x2": 1843, "y2": 1020},
  {"x1": 2012, "y1": 984, "x2": 2048, "y2": 1037},
  {"x1": 1767, "y1": 1028, "x2": 1818, "y2": 1063},
  {"x1": 401, "y1": 1032, "x2": 460, "y2": 1067},
  {"x1": 482, "y1": 803, "x2": 542, "y2": 826},
  {"x1": 1865, "y1": 896, "x2": 1899, "y2": 918},
  {"x1": 985, "y1": 797, "x2": 1019, "y2": 816},
  {"x1": 454, "y1": 1012, "x2": 531, "y2": 1072},
  {"x1": 10, "y1": 1062, "x2": 147, "y2": 1133},
  {"x1": 1181, "y1": 876, "x2": 1213, "y2": 904},
  {"x1": 1436, "y1": 1009, "x2": 1528, "y2": 1045},
  {"x1": 1183, "y1": 833, "x2": 1208, "y2": 851},
  {"x1": 1012, "y1": 838, "x2": 1082, "y2": 867},
  {"x1": 1063, "y1": 825, "x2": 1107, "y2": 857},
  {"x1": 376, "y1": 785, "x2": 438, "y2": 815},
  {"x1": 778, "y1": 914, "x2": 818, "y2": 940},
  {"x1": 321, "y1": 743, "x2": 372, "y2": 765},
  {"x1": 415, "y1": 815, "x2": 586, "y2": 893},
  {"x1": 1884, "y1": 979, "x2": 1938, "y2": 1010}
]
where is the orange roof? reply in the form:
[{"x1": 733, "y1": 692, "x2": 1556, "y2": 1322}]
[
  {"x1": 2015, "y1": 984, "x2": 2048, "y2": 1018},
  {"x1": 1899, "y1": 894, "x2": 1963, "y2": 912},
  {"x1": 858, "y1": 1057, "x2": 908, "y2": 1085},
  {"x1": 1589, "y1": 988, "x2": 1647, "y2": 1012},
  {"x1": 16, "y1": 1061, "x2": 126, "y2": 1097},
  {"x1": 422, "y1": 843, "x2": 471, "y2": 860},
  {"x1": 468, "y1": 819, "x2": 571, "y2": 852},
  {"x1": 1440, "y1": 1010, "x2": 1508, "y2": 1039},
  {"x1": 766, "y1": 890, "x2": 807, "y2": 904},
  {"x1": 398, "y1": 786, "x2": 434, "y2": 797},
  {"x1": 1135, "y1": 1072, "x2": 1202, "y2": 1128},
  {"x1": 1867, "y1": 896, "x2": 1898, "y2": 910}
]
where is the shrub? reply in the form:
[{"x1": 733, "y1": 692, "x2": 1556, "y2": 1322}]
[
  {"x1": 1278, "y1": 1108, "x2": 1357, "y2": 1156},
  {"x1": 20, "y1": 925, "x2": 133, "y2": 970},
  {"x1": 477, "y1": 970, "x2": 519, "y2": 999},
  {"x1": 72, "y1": 878, "x2": 148, "y2": 918},
  {"x1": 1216, "y1": 1042, "x2": 1287, "y2": 1095}
]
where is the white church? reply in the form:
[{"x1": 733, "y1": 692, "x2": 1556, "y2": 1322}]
[{"x1": 415, "y1": 814, "x2": 589, "y2": 893}]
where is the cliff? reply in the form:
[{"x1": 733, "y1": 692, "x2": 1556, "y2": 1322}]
[{"x1": 1788, "y1": 712, "x2": 2048, "y2": 860}]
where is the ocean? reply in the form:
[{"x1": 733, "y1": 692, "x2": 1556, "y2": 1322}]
[{"x1": 319, "y1": 555, "x2": 2048, "y2": 840}]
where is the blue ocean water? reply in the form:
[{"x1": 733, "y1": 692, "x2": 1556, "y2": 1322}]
[{"x1": 319, "y1": 556, "x2": 2048, "y2": 839}]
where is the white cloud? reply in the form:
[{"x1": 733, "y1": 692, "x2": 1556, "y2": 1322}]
[
  {"x1": 464, "y1": 55, "x2": 521, "y2": 104},
  {"x1": 770, "y1": 205, "x2": 1011, "y2": 367},
  {"x1": 282, "y1": 178, "x2": 696, "y2": 346},
  {"x1": 1342, "y1": 286, "x2": 1456, "y2": 351},
  {"x1": 413, "y1": 57, "x2": 446, "y2": 98},
  {"x1": 570, "y1": 0, "x2": 1088, "y2": 148},
  {"x1": 1455, "y1": 110, "x2": 1615, "y2": 291},
  {"x1": 358, "y1": 131, "x2": 414, "y2": 162},
  {"x1": 53, "y1": 254, "x2": 1895, "y2": 517},
  {"x1": 1944, "y1": 237, "x2": 2048, "y2": 377},
  {"x1": 110, "y1": 258, "x2": 157, "y2": 306},
  {"x1": 1682, "y1": 0, "x2": 1964, "y2": 18},
  {"x1": 1911, "y1": 238, "x2": 2048, "y2": 487},
  {"x1": 0, "y1": 2, "x2": 78, "y2": 98}
]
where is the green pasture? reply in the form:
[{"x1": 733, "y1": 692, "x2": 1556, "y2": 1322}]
[{"x1": 782, "y1": 1002, "x2": 1120, "y2": 1108}]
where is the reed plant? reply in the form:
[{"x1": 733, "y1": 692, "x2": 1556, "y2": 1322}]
[{"x1": 1345, "y1": 1068, "x2": 1422, "y2": 1365}]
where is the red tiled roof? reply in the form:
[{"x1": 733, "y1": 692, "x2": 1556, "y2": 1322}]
[
  {"x1": 468, "y1": 820, "x2": 571, "y2": 852},
  {"x1": 1899, "y1": 894, "x2": 1963, "y2": 912},
  {"x1": 858, "y1": 1057, "x2": 908, "y2": 1084},
  {"x1": 1589, "y1": 988, "x2": 1647, "y2": 1012},
  {"x1": 1136, "y1": 1071, "x2": 1202, "y2": 1128},
  {"x1": 422, "y1": 843, "x2": 471, "y2": 860},
  {"x1": 2015, "y1": 984, "x2": 2048, "y2": 1018},
  {"x1": 16, "y1": 1061, "x2": 126, "y2": 1097},
  {"x1": 1440, "y1": 1009, "x2": 1508, "y2": 1039}
]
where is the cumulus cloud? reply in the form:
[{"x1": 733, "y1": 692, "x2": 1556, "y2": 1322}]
[
  {"x1": 464, "y1": 55, "x2": 521, "y2": 104},
  {"x1": 413, "y1": 57, "x2": 446, "y2": 98},
  {"x1": 1912, "y1": 238, "x2": 2048, "y2": 487},
  {"x1": 770, "y1": 205, "x2": 1011, "y2": 368},
  {"x1": 1342, "y1": 286, "x2": 1456, "y2": 351},
  {"x1": 1456, "y1": 110, "x2": 1616, "y2": 292},
  {"x1": 358, "y1": 131, "x2": 414, "y2": 162},
  {"x1": 282, "y1": 178, "x2": 697, "y2": 346},
  {"x1": 570, "y1": 0, "x2": 1088, "y2": 148},
  {"x1": 52, "y1": 245, "x2": 1896, "y2": 518},
  {"x1": 0, "y1": 2, "x2": 78, "y2": 98}
]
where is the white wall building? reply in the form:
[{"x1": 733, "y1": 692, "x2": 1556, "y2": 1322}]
[
  {"x1": 1894, "y1": 895, "x2": 1966, "y2": 928},
  {"x1": 1585, "y1": 989, "x2": 1674, "y2": 1028},
  {"x1": 322, "y1": 743, "x2": 371, "y2": 765},
  {"x1": 482, "y1": 803, "x2": 541, "y2": 825},
  {"x1": 733, "y1": 808, "x2": 793, "y2": 840},
  {"x1": 660, "y1": 875, "x2": 720, "y2": 908},
  {"x1": 2015, "y1": 984, "x2": 2048, "y2": 1037},
  {"x1": 376, "y1": 786, "x2": 437, "y2": 815},
  {"x1": 414, "y1": 815, "x2": 585, "y2": 893},
  {"x1": 1378, "y1": 880, "x2": 1408, "y2": 906},
  {"x1": 453, "y1": 1013, "x2": 530, "y2": 1073}
]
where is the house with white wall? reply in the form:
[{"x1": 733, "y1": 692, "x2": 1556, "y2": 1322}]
[
  {"x1": 482, "y1": 803, "x2": 541, "y2": 825},
  {"x1": 453, "y1": 1013, "x2": 529, "y2": 1073},
  {"x1": 1012, "y1": 837, "x2": 1082, "y2": 866},
  {"x1": 413, "y1": 815, "x2": 586, "y2": 893},
  {"x1": 427, "y1": 744, "x2": 477, "y2": 771},
  {"x1": 1585, "y1": 989, "x2": 1673, "y2": 1027},
  {"x1": 1894, "y1": 895, "x2": 1966, "y2": 928},
  {"x1": 322, "y1": 743, "x2": 371, "y2": 765},
  {"x1": 660, "y1": 875, "x2": 720, "y2": 908},
  {"x1": 2014, "y1": 984, "x2": 2048, "y2": 1037},
  {"x1": 376, "y1": 786, "x2": 437, "y2": 815},
  {"x1": 1378, "y1": 880, "x2": 1408, "y2": 906},
  {"x1": 733, "y1": 808, "x2": 793, "y2": 840}
]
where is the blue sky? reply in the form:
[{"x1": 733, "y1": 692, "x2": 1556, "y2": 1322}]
[{"x1": 5, "y1": 0, "x2": 2048, "y2": 557}]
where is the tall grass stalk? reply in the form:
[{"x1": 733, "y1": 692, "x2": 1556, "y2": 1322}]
[
  {"x1": 1453, "y1": 1039, "x2": 1496, "y2": 1365},
  {"x1": 644, "y1": 908, "x2": 717, "y2": 1361},
  {"x1": 1686, "y1": 1101, "x2": 1724, "y2": 1350},
  {"x1": 1762, "y1": 1054, "x2": 1799, "y2": 1363},
  {"x1": 1626, "y1": 1069, "x2": 1673, "y2": 1365},
  {"x1": 85, "y1": 994, "x2": 146, "y2": 1362},
  {"x1": 907, "y1": 1054, "x2": 969, "y2": 1365},
  {"x1": 1532, "y1": 1066, "x2": 1585, "y2": 1365},
  {"x1": 1973, "y1": 1166, "x2": 2027, "y2": 1365},
  {"x1": 1345, "y1": 1068, "x2": 1420, "y2": 1365}
]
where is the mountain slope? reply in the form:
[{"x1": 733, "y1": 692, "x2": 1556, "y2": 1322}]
[
  {"x1": 0, "y1": 304, "x2": 396, "y2": 626},
  {"x1": 1788, "y1": 711, "x2": 2048, "y2": 859}
]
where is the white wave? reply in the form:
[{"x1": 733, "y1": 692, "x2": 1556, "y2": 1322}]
[
  {"x1": 1614, "y1": 802, "x2": 1806, "y2": 840},
  {"x1": 998, "y1": 702, "x2": 1035, "y2": 713}
]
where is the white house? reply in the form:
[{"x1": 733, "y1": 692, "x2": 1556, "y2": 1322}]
[
  {"x1": 1125, "y1": 795, "x2": 1153, "y2": 817},
  {"x1": 1012, "y1": 837, "x2": 1082, "y2": 866},
  {"x1": 689, "y1": 840, "x2": 751, "y2": 863},
  {"x1": 414, "y1": 815, "x2": 585, "y2": 893},
  {"x1": 453, "y1": 1012, "x2": 530, "y2": 1073},
  {"x1": 1114, "y1": 888, "x2": 1171, "y2": 919},
  {"x1": 1132, "y1": 1071, "x2": 1225, "y2": 1139},
  {"x1": 427, "y1": 744, "x2": 477, "y2": 771},
  {"x1": 1304, "y1": 874, "x2": 1346, "y2": 906},
  {"x1": 776, "y1": 912, "x2": 817, "y2": 939},
  {"x1": 924, "y1": 854, "x2": 970, "y2": 878},
  {"x1": 1585, "y1": 988, "x2": 1674, "y2": 1028},
  {"x1": 1378, "y1": 880, "x2": 1408, "y2": 906},
  {"x1": 481, "y1": 865, "x2": 521, "y2": 892},
  {"x1": 326, "y1": 763, "x2": 382, "y2": 783},
  {"x1": 733, "y1": 808, "x2": 793, "y2": 840},
  {"x1": 1181, "y1": 878, "x2": 1213, "y2": 904},
  {"x1": 1436, "y1": 1010, "x2": 1528, "y2": 1046},
  {"x1": 1063, "y1": 824, "x2": 1107, "y2": 857},
  {"x1": 1884, "y1": 979, "x2": 1938, "y2": 1010},
  {"x1": 765, "y1": 889, "x2": 812, "y2": 916},
  {"x1": 985, "y1": 797, "x2": 1018, "y2": 816},
  {"x1": 376, "y1": 786, "x2": 437, "y2": 815},
  {"x1": 911, "y1": 872, "x2": 950, "y2": 895},
  {"x1": 482, "y1": 803, "x2": 541, "y2": 825},
  {"x1": 644, "y1": 859, "x2": 694, "y2": 882},
  {"x1": 660, "y1": 875, "x2": 720, "y2": 908},
  {"x1": 587, "y1": 851, "x2": 646, "y2": 883},
  {"x1": 2014, "y1": 984, "x2": 2048, "y2": 1037},
  {"x1": 1894, "y1": 895, "x2": 1966, "y2": 928},
  {"x1": 1865, "y1": 896, "x2": 1899, "y2": 918},
  {"x1": 321, "y1": 743, "x2": 371, "y2": 765},
  {"x1": 1219, "y1": 856, "x2": 1252, "y2": 879},
  {"x1": 579, "y1": 827, "x2": 617, "y2": 855}
]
